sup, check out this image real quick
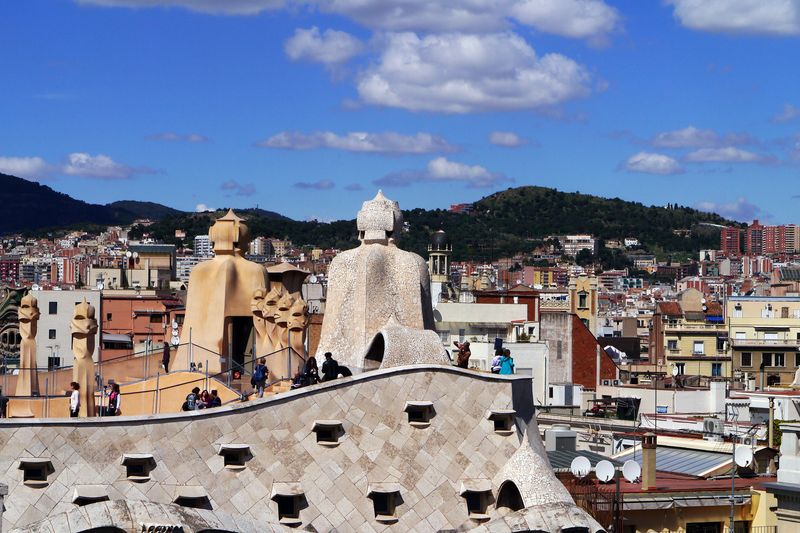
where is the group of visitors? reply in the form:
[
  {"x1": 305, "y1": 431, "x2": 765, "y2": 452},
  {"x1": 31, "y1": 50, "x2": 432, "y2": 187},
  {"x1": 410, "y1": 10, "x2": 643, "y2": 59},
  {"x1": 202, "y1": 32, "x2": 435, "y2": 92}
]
[
  {"x1": 452, "y1": 341, "x2": 515, "y2": 374},
  {"x1": 291, "y1": 352, "x2": 348, "y2": 389},
  {"x1": 182, "y1": 387, "x2": 222, "y2": 411}
]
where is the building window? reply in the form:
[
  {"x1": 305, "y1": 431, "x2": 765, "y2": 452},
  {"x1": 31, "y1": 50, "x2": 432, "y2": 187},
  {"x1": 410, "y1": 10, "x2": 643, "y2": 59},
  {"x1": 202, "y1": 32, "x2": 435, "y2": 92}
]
[
  {"x1": 675, "y1": 363, "x2": 685, "y2": 375},
  {"x1": 762, "y1": 353, "x2": 773, "y2": 368},
  {"x1": 106, "y1": 313, "x2": 112, "y2": 321},
  {"x1": 775, "y1": 353, "x2": 785, "y2": 367},
  {"x1": 693, "y1": 341, "x2": 704, "y2": 355},
  {"x1": 712, "y1": 363, "x2": 722, "y2": 377},
  {"x1": 667, "y1": 340, "x2": 678, "y2": 350},
  {"x1": 149, "y1": 314, "x2": 163, "y2": 324},
  {"x1": 741, "y1": 352, "x2": 752, "y2": 367},
  {"x1": 796, "y1": 353, "x2": 800, "y2": 367},
  {"x1": 48, "y1": 301, "x2": 57, "y2": 314},
  {"x1": 716, "y1": 337, "x2": 726, "y2": 352},
  {"x1": 48, "y1": 329, "x2": 56, "y2": 340},
  {"x1": 578, "y1": 292, "x2": 588, "y2": 309},
  {"x1": 556, "y1": 340, "x2": 562, "y2": 360},
  {"x1": 782, "y1": 307, "x2": 790, "y2": 318},
  {"x1": 764, "y1": 332, "x2": 778, "y2": 341},
  {"x1": 735, "y1": 332, "x2": 745, "y2": 340},
  {"x1": 733, "y1": 304, "x2": 742, "y2": 318}
]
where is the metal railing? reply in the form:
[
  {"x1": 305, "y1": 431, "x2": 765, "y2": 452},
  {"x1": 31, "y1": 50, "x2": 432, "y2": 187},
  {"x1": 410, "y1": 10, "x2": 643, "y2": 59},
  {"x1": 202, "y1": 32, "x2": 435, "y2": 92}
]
[
  {"x1": 1, "y1": 341, "x2": 308, "y2": 418},
  {"x1": 731, "y1": 338, "x2": 800, "y2": 347}
]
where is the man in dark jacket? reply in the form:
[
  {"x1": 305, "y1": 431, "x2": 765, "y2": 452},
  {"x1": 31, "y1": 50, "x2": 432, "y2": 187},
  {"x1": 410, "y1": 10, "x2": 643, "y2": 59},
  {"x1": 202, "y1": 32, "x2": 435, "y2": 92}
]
[
  {"x1": 321, "y1": 352, "x2": 339, "y2": 382},
  {"x1": 162, "y1": 343, "x2": 171, "y2": 373}
]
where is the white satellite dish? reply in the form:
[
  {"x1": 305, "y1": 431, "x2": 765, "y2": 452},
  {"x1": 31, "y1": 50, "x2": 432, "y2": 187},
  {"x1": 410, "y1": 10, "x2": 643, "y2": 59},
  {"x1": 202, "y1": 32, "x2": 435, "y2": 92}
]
[
  {"x1": 132, "y1": 252, "x2": 139, "y2": 259},
  {"x1": 309, "y1": 275, "x2": 318, "y2": 283},
  {"x1": 171, "y1": 336, "x2": 180, "y2": 347},
  {"x1": 569, "y1": 456, "x2": 591, "y2": 479},
  {"x1": 701, "y1": 298, "x2": 707, "y2": 304},
  {"x1": 734, "y1": 447, "x2": 754, "y2": 468},
  {"x1": 671, "y1": 365, "x2": 679, "y2": 377},
  {"x1": 126, "y1": 251, "x2": 132, "y2": 258},
  {"x1": 595, "y1": 460, "x2": 615, "y2": 483},
  {"x1": 172, "y1": 321, "x2": 179, "y2": 330},
  {"x1": 622, "y1": 460, "x2": 641, "y2": 483},
  {"x1": 96, "y1": 282, "x2": 104, "y2": 291}
]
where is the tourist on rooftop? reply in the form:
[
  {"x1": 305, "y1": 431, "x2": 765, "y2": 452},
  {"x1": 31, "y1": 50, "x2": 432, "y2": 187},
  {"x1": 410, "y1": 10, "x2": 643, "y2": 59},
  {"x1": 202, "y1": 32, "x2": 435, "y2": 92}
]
[
  {"x1": 498, "y1": 349, "x2": 515, "y2": 375},
  {"x1": 491, "y1": 348, "x2": 503, "y2": 374},
  {"x1": 105, "y1": 383, "x2": 121, "y2": 416},
  {"x1": 321, "y1": 352, "x2": 339, "y2": 382},
  {"x1": 182, "y1": 386, "x2": 200, "y2": 411},
  {"x1": 252, "y1": 358, "x2": 269, "y2": 398},
  {"x1": 197, "y1": 389, "x2": 211, "y2": 409},
  {"x1": 453, "y1": 341, "x2": 471, "y2": 369},
  {"x1": 208, "y1": 389, "x2": 221, "y2": 408},
  {"x1": 303, "y1": 356, "x2": 319, "y2": 385},
  {"x1": 162, "y1": 343, "x2": 170, "y2": 373},
  {"x1": 69, "y1": 382, "x2": 80, "y2": 417}
]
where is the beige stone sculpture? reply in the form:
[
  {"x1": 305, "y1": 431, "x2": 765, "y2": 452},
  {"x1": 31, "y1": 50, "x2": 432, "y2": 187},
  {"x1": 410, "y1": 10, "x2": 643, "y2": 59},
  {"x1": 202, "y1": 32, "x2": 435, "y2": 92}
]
[
  {"x1": 288, "y1": 297, "x2": 309, "y2": 361},
  {"x1": 71, "y1": 300, "x2": 97, "y2": 417},
  {"x1": 16, "y1": 293, "x2": 40, "y2": 397},
  {"x1": 176, "y1": 210, "x2": 267, "y2": 374},
  {"x1": 316, "y1": 191, "x2": 449, "y2": 369}
]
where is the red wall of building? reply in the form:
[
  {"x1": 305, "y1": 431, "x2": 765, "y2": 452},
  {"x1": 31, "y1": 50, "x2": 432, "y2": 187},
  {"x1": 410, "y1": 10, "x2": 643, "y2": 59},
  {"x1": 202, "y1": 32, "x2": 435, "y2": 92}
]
[{"x1": 570, "y1": 314, "x2": 617, "y2": 389}]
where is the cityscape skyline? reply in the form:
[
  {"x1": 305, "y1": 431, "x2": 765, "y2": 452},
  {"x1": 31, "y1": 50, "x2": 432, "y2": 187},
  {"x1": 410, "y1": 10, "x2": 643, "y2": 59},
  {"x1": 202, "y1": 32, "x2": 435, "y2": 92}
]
[{"x1": 1, "y1": 1, "x2": 799, "y2": 224}]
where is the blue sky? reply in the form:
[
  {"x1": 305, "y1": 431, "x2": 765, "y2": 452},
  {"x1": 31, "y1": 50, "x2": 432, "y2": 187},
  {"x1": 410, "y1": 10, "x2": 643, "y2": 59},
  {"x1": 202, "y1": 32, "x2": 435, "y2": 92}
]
[{"x1": 1, "y1": 0, "x2": 799, "y2": 223}]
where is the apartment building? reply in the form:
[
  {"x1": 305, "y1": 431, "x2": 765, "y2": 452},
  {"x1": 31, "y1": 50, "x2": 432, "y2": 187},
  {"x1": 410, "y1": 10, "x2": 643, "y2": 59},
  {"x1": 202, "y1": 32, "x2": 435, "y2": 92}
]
[
  {"x1": 728, "y1": 296, "x2": 800, "y2": 387},
  {"x1": 649, "y1": 288, "x2": 729, "y2": 377}
]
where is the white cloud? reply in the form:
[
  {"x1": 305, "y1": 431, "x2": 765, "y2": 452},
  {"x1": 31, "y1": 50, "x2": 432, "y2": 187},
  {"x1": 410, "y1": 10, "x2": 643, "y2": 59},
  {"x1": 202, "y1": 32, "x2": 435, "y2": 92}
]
[
  {"x1": 257, "y1": 130, "x2": 457, "y2": 154},
  {"x1": 651, "y1": 125, "x2": 755, "y2": 148},
  {"x1": 667, "y1": 0, "x2": 800, "y2": 36},
  {"x1": 195, "y1": 203, "x2": 215, "y2": 212},
  {"x1": 489, "y1": 131, "x2": 529, "y2": 147},
  {"x1": 284, "y1": 27, "x2": 364, "y2": 66},
  {"x1": 294, "y1": 179, "x2": 336, "y2": 190},
  {"x1": 147, "y1": 132, "x2": 209, "y2": 143},
  {"x1": 77, "y1": 0, "x2": 284, "y2": 15},
  {"x1": 511, "y1": 0, "x2": 620, "y2": 40},
  {"x1": 772, "y1": 103, "x2": 800, "y2": 123},
  {"x1": 695, "y1": 198, "x2": 764, "y2": 222},
  {"x1": 62, "y1": 152, "x2": 152, "y2": 179},
  {"x1": 374, "y1": 156, "x2": 511, "y2": 188},
  {"x1": 684, "y1": 147, "x2": 765, "y2": 163},
  {"x1": 221, "y1": 180, "x2": 257, "y2": 196},
  {"x1": 622, "y1": 152, "x2": 684, "y2": 175},
  {"x1": 357, "y1": 32, "x2": 591, "y2": 113},
  {"x1": 0, "y1": 156, "x2": 54, "y2": 181}
]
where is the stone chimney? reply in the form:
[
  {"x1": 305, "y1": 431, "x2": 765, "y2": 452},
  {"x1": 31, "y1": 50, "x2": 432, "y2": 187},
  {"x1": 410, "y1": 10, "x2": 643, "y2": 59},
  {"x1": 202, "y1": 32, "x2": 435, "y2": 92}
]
[{"x1": 641, "y1": 433, "x2": 657, "y2": 490}]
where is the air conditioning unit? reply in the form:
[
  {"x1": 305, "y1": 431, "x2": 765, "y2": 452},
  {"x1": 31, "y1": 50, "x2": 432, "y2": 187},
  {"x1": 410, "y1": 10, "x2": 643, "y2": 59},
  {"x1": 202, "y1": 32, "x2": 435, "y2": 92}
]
[
  {"x1": 612, "y1": 379, "x2": 621, "y2": 386},
  {"x1": 703, "y1": 417, "x2": 724, "y2": 442},
  {"x1": 740, "y1": 436, "x2": 756, "y2": 446},
  {"x1": 601, "y1": 379, "x2": 612, "y2": 386}
]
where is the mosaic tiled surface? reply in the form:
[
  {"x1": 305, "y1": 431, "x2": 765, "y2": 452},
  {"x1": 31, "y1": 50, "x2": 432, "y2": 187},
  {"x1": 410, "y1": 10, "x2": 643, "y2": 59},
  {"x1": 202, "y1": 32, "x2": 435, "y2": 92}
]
[{"x1": 0, "y1": 366, "x2": 600, "y2": 532}]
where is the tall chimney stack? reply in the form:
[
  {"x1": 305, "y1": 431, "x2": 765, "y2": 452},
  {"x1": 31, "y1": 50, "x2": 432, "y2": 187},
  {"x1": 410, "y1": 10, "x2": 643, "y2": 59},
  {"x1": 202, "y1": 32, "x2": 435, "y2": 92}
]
[{"x1": 641, "y1": 432, "x2": 657, "y2": 491}]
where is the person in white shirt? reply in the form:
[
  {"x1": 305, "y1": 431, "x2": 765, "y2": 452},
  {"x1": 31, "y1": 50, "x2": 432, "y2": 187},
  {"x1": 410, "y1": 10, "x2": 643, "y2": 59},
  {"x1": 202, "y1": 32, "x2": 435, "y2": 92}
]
[{"x1": 69, "y1": 381, "x2": 80, "y2": 417}]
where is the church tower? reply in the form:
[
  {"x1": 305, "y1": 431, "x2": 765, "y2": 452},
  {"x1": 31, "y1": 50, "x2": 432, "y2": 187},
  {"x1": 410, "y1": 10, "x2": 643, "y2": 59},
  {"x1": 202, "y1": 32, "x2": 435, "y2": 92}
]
[{"x1": 428, "y1": 230, "x2": 452, "y2": 303}]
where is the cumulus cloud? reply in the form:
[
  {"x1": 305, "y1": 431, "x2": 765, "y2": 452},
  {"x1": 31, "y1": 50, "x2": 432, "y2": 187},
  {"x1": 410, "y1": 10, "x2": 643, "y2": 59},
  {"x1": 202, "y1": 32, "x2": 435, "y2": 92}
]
[
  {"x1": 357, "y1": 32, "x2": 590, "y2": 113},
  {"x1": 293, "y1": 179, "x2": 336, "y2": 190},
  {"x1": 651, "y1": 125, "x2": 754, "y2": 148},
  {"x1": 257, "y1": 130, "x2": 457, "y2": 154},
  {"x1": 62, "y1": 152, "x2": 153, "y2": 179},
  {"x1": 221, "y1": 179, "x2": 257, "y2": 196},
  {"x1": 374, "y1": 157, "x2": 511, "y2": 188},
  {"x1": 489, "y1": 131, "x2": 530, "y2": 147},
  {"x1": 147, "y1": 132, "x2": 209, "y2": 143},
  {"x1": 667, "y1": 0, "x2": 800, "y2": 36},
  {"x1": 76, "y1": 0, "x2": 284, "y2": 15},
  {"x1": 511, "y1": 0, "x2": 620, "y2": 41},
  {"x1": 684, "y1": 147, "x2": 767, "y2": 163},
  {"x1": 0, "y1": 156, "x2": 54, "y2": 181},
  {"x1": 285, "y1": 27, "x2": 364, "y2": 67},
  {"x1": 622, "y1": 152, "x2": 684, "y2": 175},
  {"x1": 772, "y1": 103, "x2": 800, "y2": 123},
  {"x1": 695, "y1": 198, "x2": 765, "y2": 222},
  {"x1": 195, "y1": 203, "x2": 215, "y2": 212}
]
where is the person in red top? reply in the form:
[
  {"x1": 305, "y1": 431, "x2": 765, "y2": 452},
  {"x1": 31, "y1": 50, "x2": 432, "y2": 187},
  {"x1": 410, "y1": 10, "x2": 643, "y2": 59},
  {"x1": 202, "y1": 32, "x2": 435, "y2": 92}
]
[{"x1": 453, "y1": 341, "x2": 471, "y2": 369}]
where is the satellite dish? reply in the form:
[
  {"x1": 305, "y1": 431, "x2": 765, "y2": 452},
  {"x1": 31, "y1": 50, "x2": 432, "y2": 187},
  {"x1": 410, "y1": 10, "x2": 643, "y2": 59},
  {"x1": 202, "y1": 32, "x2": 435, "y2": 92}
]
[
  {"x1": 132, "y1": 252, "x2": 139, "y2": 259},
  {"x1": 701, "y1": 298, "x2": 707, "y2": 304},
  {"x1": 126, "y1": 251, "x2": 132, "y2": 258},
  {"x1": 171, "y1": 321, "x2": 179, "y2": 330},
  {"x1": 671, "y1": 365, "x2": 679, "y2": 377},
  {"x1": 309, "y1": 275, "x2": 318, "y2": 283},
  {"x1": 622, "y1": 460, "x2": 641, "y2": 483},
  {"x1": 595, "y1": 460, "x2": 615, "y2": 483},
  {"x1": 569, "y1": 456, "x2": 591, "y2": 479},
  {"x1": 171, "y1": 336, "x2": 180, "y2": 347},
  {"x1": 734, "y1": 447, "x2": 754, "y2": 468},
  {"x1": 96, "y1": 282, "x2": 104, "y2": 291}
]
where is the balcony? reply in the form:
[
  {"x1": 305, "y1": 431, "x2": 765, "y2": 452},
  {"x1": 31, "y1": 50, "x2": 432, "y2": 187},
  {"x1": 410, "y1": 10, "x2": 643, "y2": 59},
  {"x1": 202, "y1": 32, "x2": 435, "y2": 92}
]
[
  {"x1": 540, "y1": 300, "x2": 569, "y2": 311},
  {"x1": 731, "y1": 338, "x2": 800, "y2": 349},
  {"x1": 664, "y1": 322, "x2": 726, "y2": 333}
]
